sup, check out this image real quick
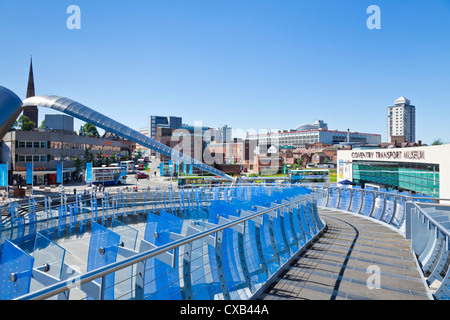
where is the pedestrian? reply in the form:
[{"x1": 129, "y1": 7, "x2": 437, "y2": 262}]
[{"x1": 73, "y1": 188, "x2": 77, "y2": 195}]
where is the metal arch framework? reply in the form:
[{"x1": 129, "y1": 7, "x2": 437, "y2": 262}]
[
  {"x1": 0, "y1": 86, "x2": 24, "y2": 141},
  {"x1": 0, "y1": 86, "x2": 233, "y2": 181}
]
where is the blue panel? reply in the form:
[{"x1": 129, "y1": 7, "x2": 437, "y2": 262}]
[
  {"x1": 56, "y1": 163, "x2": 63, "y2": 184},
  {"x1": 372, "y1": 195, "x2": 385, "y2": 220},
  {"x1": 259, "y1": 214, "x2": 280, "y2": 274},
  {"x1": 284, "y1": 210, "x2": 299, "y2": 253},
  {"x1": 21, "y1": 199, "x2": 37, "y2": 251},
  {"x1": 26, "y1": 163, "x2": 33, "y2": 185},
  {"x1": 57, "y1": 206, "x2": 67, "y2": 238},
  {"x1": 44, "y1": 198, "x2": 57, "y2": 240},
  {"x1": 32, "y1": 232, "x2": 66, "y2": 280},
  {"x1": 361, "y1": 192, "x2": 374, "y2": 216},
  {"x1": 299, "y1": 204, "x2": 313, "y2": 240},
  {"x1": 221, "y1": 228, "x2": 246, "y2": 299},
  {"x1": 350, "y1": 189, "x2": 362, "y2": 213},
  {"x1": 244, "y1": 219, "x2": 268, "y2": 288},
  {"x1": 68, "y1": 204, "x2": 78, "y2": 235},
  {"x1": 86, "y1": 162, "x2": 93, "y2": 183},
  {"x1": 329, "y1": 188, "x2": 339, "y2": 208},
  {"x1": 87, "y1": 222, "x2": 121, "y2": 300},
  {"x1": 381, "y1": 195, "x2": 395, "y2": 223},
  {"x1": 292, "y1": 207, "x2": 307, "y2": 247},
  {"x1": 143, "y1": 212, "x2": 182, "y2": 300},
  {"x1": 272, "y1": 215, "x2": 290, "y2": 264},
  {"x1": 110, "y1": 219, "x2": 138, "y2": 300},
  {"x1": 0, "y1": 239, "x2": 34, "y2": 299},
  {"x1": 0, "y1": 163, "x2": 8, "y2": 187},
  {"x1": 338, "y1": 188, "x2": 351, "y2": 210},
  {"x1": 9, "y1": 203, "x2": 24, "y2": 246}
]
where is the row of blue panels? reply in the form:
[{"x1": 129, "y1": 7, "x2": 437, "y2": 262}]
[
  {"x1": 0, "y1": 185, "x2": 324, "y2": 300},
  {"x1": 319, "y1": 186, "x2": 433, "y2": 229}
]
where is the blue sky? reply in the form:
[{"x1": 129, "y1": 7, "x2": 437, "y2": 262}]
[{"x1": 1, "y1": 0, "x2": 449, "y2": 144}]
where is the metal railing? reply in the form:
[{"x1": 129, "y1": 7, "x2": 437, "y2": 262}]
[
  {"x1": 0, "y1": 184, "x2": 325, "y2": 300},
  {"x1": 308, "y1": 184, "x2": 450, "y2": 300}
]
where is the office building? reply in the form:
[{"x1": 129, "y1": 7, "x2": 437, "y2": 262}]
[
  {"x1": 2, "y1": 127, "x2": 134, "y2": 186},
  {"x1": 247, "y1": 120, "x2": 381, "y2": 148},
  {"x1": 212, "y1": 125, "x2": 232, "y2": 142},
  {"x1": 387, "y1": 96, "x2": 416, "y2": 143}
]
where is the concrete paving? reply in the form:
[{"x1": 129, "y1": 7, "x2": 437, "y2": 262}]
[{"x1": 261, "y1": 207, "x2": 432, "y2": 300}]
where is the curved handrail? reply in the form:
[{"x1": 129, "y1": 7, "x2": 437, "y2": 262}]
[{"x1": 14, "y1": 190, "x2": 325, "y2": 300}]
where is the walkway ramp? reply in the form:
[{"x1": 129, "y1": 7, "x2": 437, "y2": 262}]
[{"x1": 261, "y1": 207, "x2": 431, "y2": 300}]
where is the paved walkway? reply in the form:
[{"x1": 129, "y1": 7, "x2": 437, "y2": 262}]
[{"x1": 261, "y1": 207, "x2": 431, "y2": 300}]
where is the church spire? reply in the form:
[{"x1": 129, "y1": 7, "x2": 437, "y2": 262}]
[
  {"x1": 26, "y1": 56, "x2": 35, "y2": 98},
  {"x1": 23, "y1": 56, "x2": 39, "y2": 125}
]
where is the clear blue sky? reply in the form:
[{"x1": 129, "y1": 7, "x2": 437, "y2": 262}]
[{"x1": 1, "y1": 0, "x2": 449, "y2": 144}]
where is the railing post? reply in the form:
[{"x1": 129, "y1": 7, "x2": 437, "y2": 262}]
[
  {"x1": 215, "y1": 230, "x2": 230, "y2": 299},
  {"x1": 180, "y1": 243, "x2": 193, "y2": 300}
]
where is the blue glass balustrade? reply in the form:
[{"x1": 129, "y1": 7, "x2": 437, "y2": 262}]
[{"x1": 0, "y1": 185, "x2": 324, "y2": 300}]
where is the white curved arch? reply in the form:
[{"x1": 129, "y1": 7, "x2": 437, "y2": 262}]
[{"x1": 22, "y1": 95, "x2": 234, "y2": 181}]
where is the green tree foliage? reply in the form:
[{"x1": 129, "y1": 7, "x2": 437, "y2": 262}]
[
  {"x1": 11, "y1": 115, "x2": 36, "y2": 131},
  {"x1": 84, "y1": 148, "x2": 95, "y2": 164},
  {"x1": 81, "y1": 123, "x2": 100, "y2": 137},
  {"x1": 432, "y1": 138, "x2": 443, "y2": 145}
]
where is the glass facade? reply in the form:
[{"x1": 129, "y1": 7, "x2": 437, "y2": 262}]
[{"x1": 352, "y1": 160, "x2": 439, "y2": 197}]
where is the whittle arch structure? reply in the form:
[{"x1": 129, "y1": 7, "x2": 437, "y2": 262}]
[{"x1": 0, "y1": 85, "x2": 233, "y2": 181}]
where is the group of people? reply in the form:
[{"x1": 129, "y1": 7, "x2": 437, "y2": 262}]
[{"x1": 73, "y1": 183, "x2": 106, "y2": 195}]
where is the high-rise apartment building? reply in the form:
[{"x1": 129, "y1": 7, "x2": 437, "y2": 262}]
[
  {"x1": 387, "y1": 96, "x2": 416, "y2": 143},
  {"x1": 212, "y1": 125, "x2": 232, "y2": 142}
]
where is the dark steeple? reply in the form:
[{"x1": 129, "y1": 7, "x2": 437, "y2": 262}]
[
  {"x1": 26, "y1": 57, "x2": 35, "y2": 98},
  {"x1": 23, "y1": 57, "x2": 38, "y2": 125}
]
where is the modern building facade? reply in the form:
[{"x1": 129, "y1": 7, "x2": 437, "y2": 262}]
[
  {"x1": 337, "y1": 144, "x2": 449, "y2": 199},
  {"x1": 247, "y1": 120, "x2": 381, "y2": 149},
  {"x1": 2, "y1": 128, "x2": 135, "y2": 185},
  {"x1": 387, "y1": 96, "x2": 416, "y2": 143},
  {"x1": 212, "y1": 125, "x2": 232, "y2": 142}
]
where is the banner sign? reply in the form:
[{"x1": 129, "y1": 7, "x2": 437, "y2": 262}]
[
  {"x1": 26, "y1": 163, "x2": 33, "y2": 185},
  {"x1": 0, "y1": 164, "x2": 7, "y2": 187},
  {"x1": 86, "y1": 162, "x2": 93, "y2": 183},
  {"x1": 56, "y1": 163, "x2": 63, "y2": 184}
]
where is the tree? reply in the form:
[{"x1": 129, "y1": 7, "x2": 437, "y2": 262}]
[
  {"x1": 432, "y1": 138, "x2": 443, "y2": 145},
  {"x1": 74, "y1": 157, "x2": 83, "y2": 179},
  {"x1": 11, "y1": 115, "x2": 36, "y2": 131},
  {"x1": 39, "y1": 120, "x2": 46, "y2": 129},
  {"x1": 84, "y1": 148, "x2": 95, "y2": 164},
  {"x1": 81, "y1": 123, "x2": 100, "y2": 137},
  {"x1": 96, "y1": 149, "x2": 104, "y2": 167},
  {"x1": 111, "y1": 151, "x2": 117, "y2": 164}
]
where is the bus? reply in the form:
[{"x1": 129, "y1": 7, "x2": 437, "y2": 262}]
[
  {"x1": 290, "y1": 169, "x2": 330, "y2": 184},
  {"x1": 136, "y1": 158, "x2": 145, "y2": 170},
  {"x1": 177, "y1": 176, "x2": 232, "y2": 187},
  {"x1": 120, "y1": 160, "x2": 135, "y2": 173},
  {"x1": 89, "y1": 167, "x2": 128, "y2": 185}
]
